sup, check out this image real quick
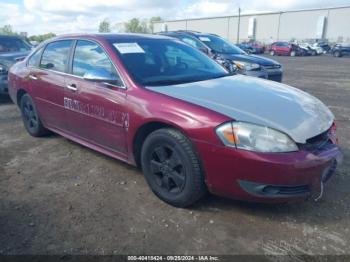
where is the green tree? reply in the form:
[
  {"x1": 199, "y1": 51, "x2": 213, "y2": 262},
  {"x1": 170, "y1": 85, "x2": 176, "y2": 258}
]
[
  {"x1": 0, "y1": 24, "x2": 15, "y2": 35},
  {"x1": 28, "y1": 33, "x2": 56, "y2": 43},
  {"x1": 99, "y1": 19, "x2": 111, "y2": 33},
  {"x1": 149, "y1": 16, "x2": 162, "y2": 33},
  {"x1": 124, "y1": 18, "x2": 149, "y2": 33}
]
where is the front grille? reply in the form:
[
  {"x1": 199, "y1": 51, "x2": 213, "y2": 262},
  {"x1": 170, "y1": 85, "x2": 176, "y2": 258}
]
[
  {"x1": 267, "y1": 74, "x2": 282, "y2": 82},
  {"x1": 263, "y1": 64, "x2": 281, "y2": 70},
  {"x1": 299, "y1": 129, "x2": 335, "y2": 153}
]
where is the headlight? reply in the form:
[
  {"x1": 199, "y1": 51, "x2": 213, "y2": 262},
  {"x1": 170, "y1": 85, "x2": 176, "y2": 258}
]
[
  {"x1": 233, "y1": 61, "x2": 260, "y2": 71},
  {"x1": 216, "y1": 122, "x2": 298, "y2": 153},
  {"x1": 215, "y1": 58, "x2": 237, "y2": 74},
  {"x1": 0, "y1": 63, "x2": 8, "y2": 74}
]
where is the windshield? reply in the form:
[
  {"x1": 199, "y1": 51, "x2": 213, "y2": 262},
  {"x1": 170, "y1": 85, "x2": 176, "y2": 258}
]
[
  {"x1": 198, "y1": 35, "x2": 246, "y2": 54},
  {"x1": 110, "y1": 39, "x2": 229, "y2": 86},
  {"x1": 0, "y1": 37, "x2": 31, "y2": 53}
]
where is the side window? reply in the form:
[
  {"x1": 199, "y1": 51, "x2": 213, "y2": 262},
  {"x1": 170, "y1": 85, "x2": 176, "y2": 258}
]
[
  {"x1": 28, "y1": 47, "x2": 43, "y2": 67},
  {"x1": 40, "y1": 40, "x2": 72, "y2": 72},
  {"x1": 72, "y1": 40, "x2": 123, "y2": 86}
]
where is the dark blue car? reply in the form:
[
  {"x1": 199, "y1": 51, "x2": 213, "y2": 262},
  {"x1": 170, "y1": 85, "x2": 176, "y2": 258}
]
[
  {"x1": 332, "y1": 44, "x2": 350, "y2": 57},
  {"x1": 159, "y1": 31, "x2": 283, "y2": 82},
  {"x1": 0, "y1": 35, "x2": 31, "y2": 95}
]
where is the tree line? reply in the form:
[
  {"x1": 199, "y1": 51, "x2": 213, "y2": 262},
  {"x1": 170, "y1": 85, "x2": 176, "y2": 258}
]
[
  {"x1": 0, "y1": 24, "x2": 56, "y2": 43},
  {"x1": 98, "y1": 17, "x2": 162, "y2": 33},
  {"x1": 0, "y1": 16, "x2": 163, "y2": 44}
]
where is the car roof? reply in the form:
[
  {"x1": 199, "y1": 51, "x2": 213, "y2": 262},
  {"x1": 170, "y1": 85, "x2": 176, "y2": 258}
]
[
  {"x1": 52, "y1": 33, "x2": 172, "y2": 42},
  {"x1": 159, "y1": 31, "x2": 219, "y2": 38},
  {"x1": 0, "y1": 35, "x2": 23, "y2": 39}
]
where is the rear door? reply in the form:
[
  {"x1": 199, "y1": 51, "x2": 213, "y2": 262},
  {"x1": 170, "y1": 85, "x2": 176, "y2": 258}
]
[
  {"x1": 29, "y1": 40, "x2": 73, "y2": 131},
  {"x1": 64, "y1": 39, "x2": 128, "y2": 155}
]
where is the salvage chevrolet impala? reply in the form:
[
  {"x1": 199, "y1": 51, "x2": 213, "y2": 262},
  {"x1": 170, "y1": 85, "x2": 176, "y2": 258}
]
[{"x1": 8, "y1": 34, "x2": 342, "y2": 207}]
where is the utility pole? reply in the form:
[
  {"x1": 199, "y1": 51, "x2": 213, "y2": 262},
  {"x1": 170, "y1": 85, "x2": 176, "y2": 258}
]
[{"x1": 237, "y1": 7, "x2": 241, "y2": 44}]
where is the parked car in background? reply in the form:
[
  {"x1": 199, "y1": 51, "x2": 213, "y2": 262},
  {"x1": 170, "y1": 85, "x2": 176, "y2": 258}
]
[
  {"x1": 158, "y1": 31, "x2": 236, "y2": 73},
  {"x1": 237, "y1": 42, "x2": 254, "y2": 54},
  {"x1": 313, "y1": 41, "x2": 331, "y2": 53},
  {"x1": 269, "y1": 41, "x2": 309, "y2": 56},
  {"x1": 0, "y1": 35, "x2": 32, "y2": 95},
  {"x1": 160, "y1": 31, "x2": 283, "y2": 82},
  {"x1": 8, "y1": 34, "x2": 342, "y2": 207},
  {"x1": 238, "y1": 41, "x2": 265, "y2": 54},
  {"x1": 331, "y1": 44, "x2": 350, "y2": 57},
  {"x1": 299, "y1": 43, "x2": 322, "y2": 55}
]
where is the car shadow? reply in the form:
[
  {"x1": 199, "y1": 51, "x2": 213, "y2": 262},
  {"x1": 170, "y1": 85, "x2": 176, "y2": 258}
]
[{"x1": 0, "y1": 95, "x2": 12, "y2": 104}]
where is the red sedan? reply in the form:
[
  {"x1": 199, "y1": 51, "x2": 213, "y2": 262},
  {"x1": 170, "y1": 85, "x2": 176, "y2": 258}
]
[
  {"x1": 8, "y1": 34, "x2": 342, "y2": 207},
  {"x1": 269, "y1": 41, "x2": 302, "y2": 56}
]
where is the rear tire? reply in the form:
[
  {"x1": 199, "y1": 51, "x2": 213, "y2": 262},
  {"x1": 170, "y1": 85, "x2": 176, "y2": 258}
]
[
  {"x1": 270, "y1": 50, "x2": 275, "y2": 56},
  {"x1": 141, "y1": 128, "x2": 207, "y2": 207},
  {"x1": 290, "y1": 50, "x2": 296, "y2": 57},
  {"x1": 20, "y1": 94, "x2": 49, "y2": 137}
]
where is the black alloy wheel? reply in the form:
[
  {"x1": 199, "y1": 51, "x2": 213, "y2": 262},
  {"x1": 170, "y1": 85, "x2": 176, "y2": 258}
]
[
  {"x1": 150, "y1": 144, "x2": 185, "y2": 194},
  {"x1": 20, "y1": 94, "x2": 49, "y2": 137},
  {"x1": 141, "y1": 128, "x2": 207, "y2": 207}
]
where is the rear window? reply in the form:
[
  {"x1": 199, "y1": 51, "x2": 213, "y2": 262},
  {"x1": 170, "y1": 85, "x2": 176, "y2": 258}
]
[
  {"x1": 0, "y1": 37, "x2": 31, "y2": 52},
  {"x1": 40, "y1": 40, "x2": 73, "y2": 73}
]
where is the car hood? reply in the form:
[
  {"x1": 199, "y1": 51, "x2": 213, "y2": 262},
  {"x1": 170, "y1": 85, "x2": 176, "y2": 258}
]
[
  {"x1": 0, "y1": 50, "x2": 30, "y2": 66},
  {"x1": 218, "y1": 53, "x2": 279, "y2": 66},
  {"x1": 146, "y1": 75, "x2": 334, "y2": 144}
]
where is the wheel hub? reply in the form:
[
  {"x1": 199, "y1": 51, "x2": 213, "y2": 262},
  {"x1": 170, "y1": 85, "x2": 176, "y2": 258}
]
[{"x1": 150, "y1": 145, "x2": 185, "y2": 193}]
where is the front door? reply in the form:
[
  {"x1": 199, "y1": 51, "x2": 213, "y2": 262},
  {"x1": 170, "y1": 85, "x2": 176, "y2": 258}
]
[{"x1": 64, "y1": 40, "x2": 128, "y2": 155}]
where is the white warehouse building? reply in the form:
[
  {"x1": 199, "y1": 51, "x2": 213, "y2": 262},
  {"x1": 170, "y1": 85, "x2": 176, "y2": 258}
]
[{"x1": 153, "y1": 6, "x2": 350, "y2": 44}]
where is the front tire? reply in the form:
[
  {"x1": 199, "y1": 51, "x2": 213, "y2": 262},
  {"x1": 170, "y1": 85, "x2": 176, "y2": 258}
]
[
  {"x1": 270, "y1": 50, "x2": 275, "y2": 56},
  {"x1": 290, "y1": 50, "x2": 296, "y2": 57},
  {"x1": 141, "y1": 128, "x2": 207, "y2": 207},
  {"x1": 333, "y1": 51, "x2": 342, "y2": 57},
  {"x1": 20, "y1": 94, "x2": 49, "y2": 137}
]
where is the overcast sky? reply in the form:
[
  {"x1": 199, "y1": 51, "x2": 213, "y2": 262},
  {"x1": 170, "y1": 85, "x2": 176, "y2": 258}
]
[{"x1": 1, "y1": 0, "x2": 350, "y2": 35}]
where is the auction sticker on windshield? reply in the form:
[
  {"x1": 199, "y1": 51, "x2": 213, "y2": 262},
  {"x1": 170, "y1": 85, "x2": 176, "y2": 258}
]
[{"x1": 113, "y1": 43, "x2": 145, "y2": 54}]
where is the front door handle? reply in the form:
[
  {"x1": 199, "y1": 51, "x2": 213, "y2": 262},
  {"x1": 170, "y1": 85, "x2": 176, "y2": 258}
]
[
  {"x1": 29, "y1": 74, "x2": 38, "y2": 80},
  {"x1": 66, "y1": 83, "x2": 77, "y2": 91}
]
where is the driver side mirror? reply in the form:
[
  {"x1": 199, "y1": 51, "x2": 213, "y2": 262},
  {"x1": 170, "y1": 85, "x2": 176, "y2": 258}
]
[{"x1": 83, "y1": 68, "x2": 122, "y2": 87}]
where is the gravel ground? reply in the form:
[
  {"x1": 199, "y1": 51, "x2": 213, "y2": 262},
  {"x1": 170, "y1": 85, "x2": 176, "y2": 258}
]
[{"x1": 0, "y1": 54, "x2": 349, "y2": 257}]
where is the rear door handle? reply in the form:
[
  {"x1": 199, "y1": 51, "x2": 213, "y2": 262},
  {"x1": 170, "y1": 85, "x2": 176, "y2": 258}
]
[
  {"x1": 29, "y1": 74, "x2": 38, "y2": 80},
  {"x1": 66, "y1": 83, "x2": 77, "y2": 91}
]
